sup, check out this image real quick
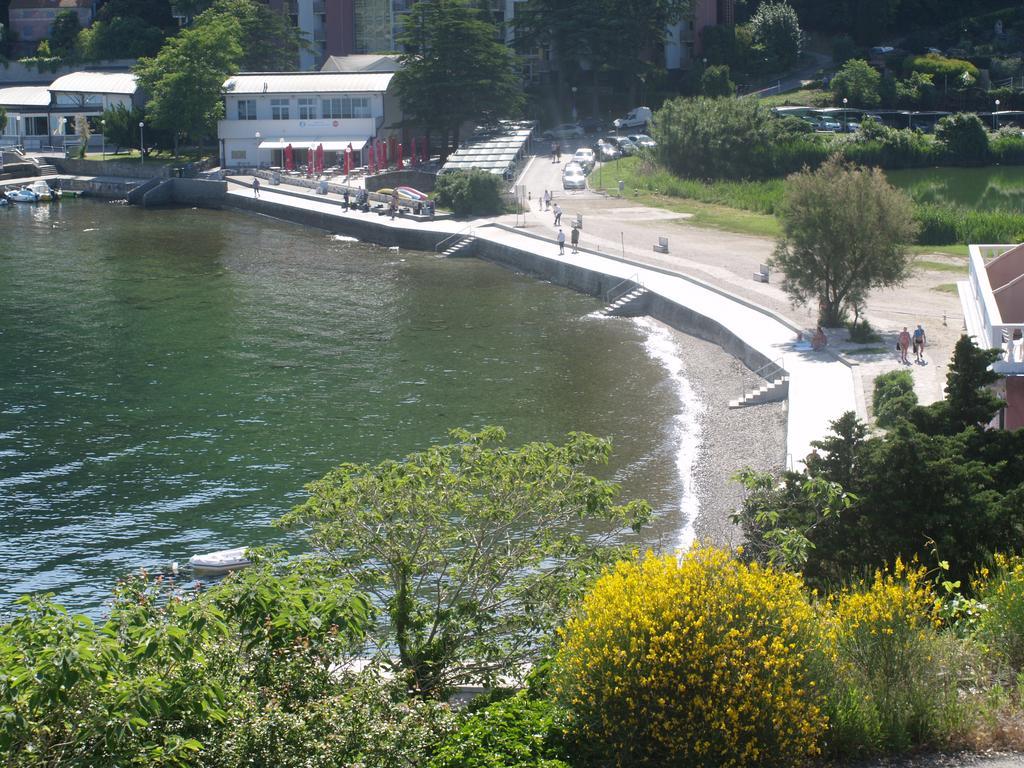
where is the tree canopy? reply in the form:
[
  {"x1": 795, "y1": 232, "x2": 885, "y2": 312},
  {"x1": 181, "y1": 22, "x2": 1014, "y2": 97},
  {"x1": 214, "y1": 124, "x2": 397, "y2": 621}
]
[
  {"x1": 193, "y1": 0, "x2": 303, "y2": 71},
  {"x1": 134, "y1": 15, "x2": 242, "y2": 151},
  {"x1": 772, "y1": 155, "x2": 919, "y2": 325},
  {"x1": 750, "y1": 0, "x2": 803, "y2": 70},
  {"x1": 830, "y1": 59, "x2": 882, "y2": 108},
  {"x1": 279, "y1": 426, "x2": 651, "y2": 698},
  {"x1": 395, "y1": 0, "x2": 523, "y2": 156},
  {"x1": 48, "y1": 10, "x2": 81, "y2": 58}
]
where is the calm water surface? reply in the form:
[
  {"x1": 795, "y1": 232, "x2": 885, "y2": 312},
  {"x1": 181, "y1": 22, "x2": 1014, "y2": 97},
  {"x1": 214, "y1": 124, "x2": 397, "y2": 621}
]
[
  {"x1": 0, "y1": 201, "x2": 700, "y2": 614},
  {"x1": 886, "y1": 165, "x2": 1024, "y2": 210}
]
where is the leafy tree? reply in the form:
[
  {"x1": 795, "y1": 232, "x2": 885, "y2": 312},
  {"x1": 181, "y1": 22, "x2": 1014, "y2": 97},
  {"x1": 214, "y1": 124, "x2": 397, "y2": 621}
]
[
  {"x1": 77, "y1": 16, "x2": 167, "y2": 60},
  {"x1": 279, "y1": 426, "x2": 652, "y2": 698},
  {"x1": 96, "y1": 0, "x2": 174, "y2": 30},
  {"x1": 396, "y1": 0, "x2": 523, "y2": 158},
  {"x1": 193, "y1": 0, "x2": 303, "y2": 71},
  {"x1": 935, "y1": 112, "x2": 990, "y2": 165},
  {"x1": 99, "y1": 103, "x2": 146, "y2": 152},
  {"x1": 872, "y1": 369, "x2": 918, "y2": 428},
  {"x1": 773, "y1": 155, "x2": 919, "y2": 325},
  {"x1": 830, "y1": 58, "x2": 881, "y2": 108},
  {"x1": 749, "y1": 0, "x2": 802, "y2": 70},
  {"x1": 134, "y1": 16, "x2": 242, "y2": 152},
  {"x1": 74, "y1": 114, "x2": 90, "y2": 158},
  {"x1": 49, "y1": 9, "x2": 80, "y2": 58},
  {"x1": 701, "y1": 64, "x2": 736, "y2": 97},
  {"x1": 434, "y1": 169, "x2": 506, "y2": 216},
  {"x1": 653, "y1": 96, "x2": 774, "y2": 179}
]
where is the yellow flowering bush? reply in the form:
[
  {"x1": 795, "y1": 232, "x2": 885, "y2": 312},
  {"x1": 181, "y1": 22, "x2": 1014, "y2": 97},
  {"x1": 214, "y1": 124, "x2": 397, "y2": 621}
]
[
  {"x1": 825, "y1": 560, "x2": 967, "y2": 754},
  {"x1": 553, "y1": 547, "x2": 828, "y2": 767},
  {"x1": 974, "y1": 554, "x2": 1024, "y2": 673}
]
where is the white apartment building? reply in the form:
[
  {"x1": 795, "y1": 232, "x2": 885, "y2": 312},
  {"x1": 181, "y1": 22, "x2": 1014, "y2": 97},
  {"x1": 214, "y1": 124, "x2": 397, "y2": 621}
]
[{"x1": 217, "y1": 71, "x2": 401, "y2": 168}]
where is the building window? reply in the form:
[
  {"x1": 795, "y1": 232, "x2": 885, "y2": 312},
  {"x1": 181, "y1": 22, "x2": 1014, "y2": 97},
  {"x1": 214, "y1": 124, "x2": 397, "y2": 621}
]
[
  {"x1": 271, "y1": 98, "x2": 290, "y2": 120},
  {"x1": 298, "y1": 97, "x2": 317, "y2": 120},
  {"x1": 350, "y1": 96, "x2": 370, "y2": 118},
  {"x1": 322, "y1": 97, "x2": 342, "y2": 119},
  {"x1": 231, "y1": 149, "x2": 247, "y2": 160},
  {"x1": 237, "y1": 99, "x2": 257, "y2": 120},
  {"x1": 25, "y1": 116, "x2": 47, "y2": 135}
]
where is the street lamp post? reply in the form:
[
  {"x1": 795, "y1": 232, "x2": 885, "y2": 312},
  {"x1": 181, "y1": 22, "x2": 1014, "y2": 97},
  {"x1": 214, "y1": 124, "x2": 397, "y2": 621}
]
[
  {"x1": 138, "y1": 121, "x2": 144, "y2": 164},
  {"x1": 15, "y1": 114, "x2": 20, "y2": 150},
  {"x1": 255, "y1": 131, "x2": 261, "y2": 169},
  {"x1": 101, "y1": 119, "x2": 106, "y2": 161},
  {"x1": 571, "y1": 86, "x2": 577, "y2": 123},
  {"x1": 843, "y1": 97, "x2": 848, "y2": 132},
  {"x1": 994, "y1": 99, "x2": 1001, "y2": 131}
]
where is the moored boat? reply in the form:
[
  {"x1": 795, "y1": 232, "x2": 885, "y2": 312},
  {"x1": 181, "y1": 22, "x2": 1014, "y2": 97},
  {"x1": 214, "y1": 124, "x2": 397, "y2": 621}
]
[
  {"x1": 188, "y1": 546, "x2": 252, "y2": 573},
  {"x1": 5, "y1": 186, "x2": 39, "y2": 203},
  {"x1": 28, "y1": 180, "x2": 60, "y2": 202}
]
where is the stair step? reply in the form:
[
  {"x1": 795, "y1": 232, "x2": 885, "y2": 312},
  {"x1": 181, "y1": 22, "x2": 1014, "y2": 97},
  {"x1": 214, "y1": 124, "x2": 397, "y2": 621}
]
[{"x1": 599, "y1": 287, "x2": 649, "y2": 317}]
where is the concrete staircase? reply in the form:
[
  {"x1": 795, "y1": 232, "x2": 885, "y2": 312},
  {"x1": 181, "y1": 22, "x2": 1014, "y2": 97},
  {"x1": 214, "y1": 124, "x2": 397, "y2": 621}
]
[
  {"x1": 728, "y1": 375, "x2": 790, "y2": 408},
  {"x1": 599, "y1": 286, "x2": 649, "y2": 317},
  {"x1": 36, "y1": 163, "x2": 58, "y2": 175},
  {"x1": 439, "y1": 236, "x2": 476, "y2": 257}
]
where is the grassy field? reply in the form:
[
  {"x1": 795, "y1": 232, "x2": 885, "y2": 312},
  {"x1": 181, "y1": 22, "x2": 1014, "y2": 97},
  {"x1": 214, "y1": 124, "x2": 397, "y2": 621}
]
[{"x1": 757, "y1": 88, "x2": 830, "y2": 108}]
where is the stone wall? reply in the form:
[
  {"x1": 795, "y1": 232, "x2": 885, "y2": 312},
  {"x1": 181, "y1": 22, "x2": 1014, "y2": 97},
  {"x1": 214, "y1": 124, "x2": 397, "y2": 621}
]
[
  {"x1": 51, "y1": 157, "x2": 171, "y2": 180},
  {"x1": 142, "y1": 178, "x2": 227, "y2": 208}
]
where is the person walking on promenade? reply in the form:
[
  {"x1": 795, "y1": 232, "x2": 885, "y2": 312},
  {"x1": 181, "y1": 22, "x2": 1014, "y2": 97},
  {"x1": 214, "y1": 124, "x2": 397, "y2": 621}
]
[
  {"x1": 390, "y1": 189, "x2": 399, "y2": 220},
  {"x1": 551, "y1": 142, "x2": 557, "y2": 163},
  {"x1": 913, "y1": 324, "x2": 927, "y2": 363},
  {"x1": 898, "y1": 326, "x2": 912, "y2": 364},
  {"x1": 343, "y1": 189, "x2": 350, "y2": 209},
  {"x1": 570, "y1": 224, "x2": 580, "y2": 253},
  {"x1": 557, "y1": 228, "x2": 565, "y2": 255},
  {"x1": 543, "y1": 189, "x2": 551, "y2": 211},
  {"x1": 252, "y1": 176, "x2": 260, "y2": 198},
  {"x1": 553, "y1": 203, "x2": 562, "y2": 226},
  {"x1": 555, "y1": 143, "x2": 562, "y2": 163}
]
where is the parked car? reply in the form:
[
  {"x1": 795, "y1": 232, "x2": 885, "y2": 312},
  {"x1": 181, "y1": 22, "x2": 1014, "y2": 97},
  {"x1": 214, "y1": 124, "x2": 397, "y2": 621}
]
[
  {"x1": 607, "y1": 136, "x2": 638, "y2": 155},
  {"x1": 578, "y1": 116, "x2": 605, "y2": 134},
  {"x1": 626, "y1": 133, "x2": 657, "y2": 149},
  {"x1": 572, "y1": 147, "x2": 596, "y2": 171},
  {"x1": 562, "y1": 163, "x2": 587, "y2": 190},
  {"x1": 594, "y1": 140, "x2": 621, "y2": 160},
  {"x1": 613, "y1": 106, "x2": 652, "y2": 130},
  {"x1": 543, "y1": 123, "x2": 585, "y2": 140}
]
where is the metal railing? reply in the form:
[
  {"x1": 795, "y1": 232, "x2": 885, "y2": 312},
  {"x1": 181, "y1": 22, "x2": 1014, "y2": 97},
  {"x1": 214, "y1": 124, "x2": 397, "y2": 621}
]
[
  {"x1": 603, "y1": 273, "x2": 642, "y2": 304},
  {"x1": 434, "y1": 225, "x2": 474, "y2": 252},
  {"x1": 737, "y1": 356, "x2": 785, "y2": 405}
]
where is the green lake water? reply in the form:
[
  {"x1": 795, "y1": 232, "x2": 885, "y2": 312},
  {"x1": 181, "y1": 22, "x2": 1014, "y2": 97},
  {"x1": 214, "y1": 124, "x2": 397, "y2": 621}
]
[
  {"x1": 886, "y1": 166, "x2": 1024, "y2": 210},
  {"x1": 0, "y1": 200, "x2": 700, "y2": 614}
]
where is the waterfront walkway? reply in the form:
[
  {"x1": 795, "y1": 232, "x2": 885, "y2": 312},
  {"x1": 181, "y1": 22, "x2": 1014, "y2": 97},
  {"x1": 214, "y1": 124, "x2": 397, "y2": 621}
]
[{"x1": 225, "y1": 175, "x2": 860, "y2": 470}]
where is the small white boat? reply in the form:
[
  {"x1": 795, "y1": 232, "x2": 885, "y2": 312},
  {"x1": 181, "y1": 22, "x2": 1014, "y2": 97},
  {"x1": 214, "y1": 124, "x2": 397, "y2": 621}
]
[
  {"x1": 28, "y1": 180, "x2": 59, "y2": 202},
  {"x1": 188, "y1": 546, "x2": 252, "y2": 573},
  {"x1": 5, "y1": 187, "x2": 39, "y2": 203},
  {"x1": 0, "y1": 196, "x2": 8, "y2": 207}
]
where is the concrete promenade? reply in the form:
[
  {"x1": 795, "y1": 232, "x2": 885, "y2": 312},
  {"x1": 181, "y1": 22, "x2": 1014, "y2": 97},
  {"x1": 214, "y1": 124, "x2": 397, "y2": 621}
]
[{"x1": 224, "y1": 176, "x2": 860, "y2": 471}]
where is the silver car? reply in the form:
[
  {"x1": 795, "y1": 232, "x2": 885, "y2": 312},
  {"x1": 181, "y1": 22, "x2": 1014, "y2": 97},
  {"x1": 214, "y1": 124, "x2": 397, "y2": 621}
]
[
  {"x1": 562, "y1": 163, "x2": 587, "y2": 190},
  {"x1": 627, "y1": 133, "x2": 657, "y2": 149}
]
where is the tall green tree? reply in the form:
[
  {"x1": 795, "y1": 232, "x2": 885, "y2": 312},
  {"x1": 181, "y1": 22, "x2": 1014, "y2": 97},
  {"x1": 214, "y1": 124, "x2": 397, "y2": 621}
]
[
  {"x1": 279, "y1": 427, "x2": 651, "y2": 698},
  {"x1": 772, "y1": 155, "x2": 919, "y2": 325},
  {"x1": 48, "y1": 9, "x2": 80, "y2": 58},
  {"x1": 750, "y1": 0, "x2": 803, "y2": 70},
  {"x1": 77, "y1": 16, "x2": 167, "y2": 60},
  {"x1": 193, "y1": 0, "x2": 304, "y2": 71},
  {"x1": 830, "y1": 58, "x2": 881, "y2": 108},
  {"x1": 395, "y1": 0, "x2": 523, "y2": 158},
  {"x1": 935, "y1": 112, "x2": 990, "y2": 165},
  {"x1": 99, "y1": 103, "x2": 146, "y2": 153},
  {"x1": 134, "y1": 16, "x2": 242, "y2": 153}
]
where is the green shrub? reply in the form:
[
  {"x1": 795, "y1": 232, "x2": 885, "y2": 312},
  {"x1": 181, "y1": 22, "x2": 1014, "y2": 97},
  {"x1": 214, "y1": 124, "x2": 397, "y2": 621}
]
[
  {"x1": 831, "y1": 59, "x2": 881, "y2": 108},
  {"x1": 915, "y1": 204, "x2": 1024, "y2": 245},
  {"x1": 934, "y1": 113, "x2": 990, "y2": 165},
  {"x1": 429, "y1": 692, "x2": 570, "y2": 768},
  {"x1": 974, "y1": 554, "x2": 1024, "y2": 674},
  {"x1": 434, "y1": 170, "x2": 506, "y2": 216},
  {"x1": 825, "y1": 561, "x2": 976, "y2": 756},
  {"x1": 873, "y1": 370, "x2": 918, "y2": 428},
  {"x1": 991, "y1": 132, "x2": 1024, "y2": 165},
  {"x1": 555, "y1": 548, "x2": 829, "y2": 767},
  {"x1": 904, "y1": 53, "x2": 980, "y2": 81}
]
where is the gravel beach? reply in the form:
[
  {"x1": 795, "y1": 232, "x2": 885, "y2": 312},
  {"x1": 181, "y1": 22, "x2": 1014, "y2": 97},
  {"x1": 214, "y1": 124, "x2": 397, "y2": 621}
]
[{"x1": 663, "y1": 323, "x2": 789, "y2": 547}]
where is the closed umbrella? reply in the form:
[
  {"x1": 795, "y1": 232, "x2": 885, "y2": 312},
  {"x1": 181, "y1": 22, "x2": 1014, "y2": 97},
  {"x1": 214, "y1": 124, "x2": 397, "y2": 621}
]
[
  {"x1": 396, "y1": 142, "x2": 403, "y2": 170},
  {"x1": 307, "y1": 145, "x2": 314, "y2": 177},
  {"x1": 368, "y1": 142, "x2": 376, "y2": 174},
  {"x1": 284, "y1": 143, "x2": 293, "y2": 171},
  {"x1": 316, "y1": 143, "x2": 324, "y2": 175}
]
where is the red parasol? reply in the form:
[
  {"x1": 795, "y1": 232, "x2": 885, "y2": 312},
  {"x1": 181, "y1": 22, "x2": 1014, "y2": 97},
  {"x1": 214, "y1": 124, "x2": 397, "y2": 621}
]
[
  {"x1": 368, "y1": 141, "x2": 376, "y2": 174},
  {"x1": 315, "y1": 143, "x2": 324, "y2": 175},
  {"x1": 284, "y1": 143, "x2": 294, "y2": 171},
  {"x1": 306, "y1": 145, "x2": 314, "y2": 177},
  {"x1": 344, "y1": 145, "x2": 352, "y2": 175},
  {"x1": 396, "y1": 142, "x2": 403, "y2": 170}
]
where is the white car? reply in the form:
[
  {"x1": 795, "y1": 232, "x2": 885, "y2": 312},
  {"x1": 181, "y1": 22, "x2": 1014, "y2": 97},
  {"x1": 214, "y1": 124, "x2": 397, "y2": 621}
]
[
  {"x1": 626, "y1": 134, "x2": 657, "y2": 149},
  {"x1": 613, "y1": 106, "x2": 652, "y2": 130},
  {"x1": 571, "y1": 147, "x2": 595, "y2": 171},
  {"x1": 562, "y1": 164, "x2": 587, "y2": 190}
]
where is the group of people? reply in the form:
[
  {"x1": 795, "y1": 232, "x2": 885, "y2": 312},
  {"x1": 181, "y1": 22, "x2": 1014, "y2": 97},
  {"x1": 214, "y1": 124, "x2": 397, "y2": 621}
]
[
  {"x1": 897, "y1": 324, "x2": 927, "y2": 364},
  {"x1": 556, "y1": 224, "x2": 580, "y2": 255}
]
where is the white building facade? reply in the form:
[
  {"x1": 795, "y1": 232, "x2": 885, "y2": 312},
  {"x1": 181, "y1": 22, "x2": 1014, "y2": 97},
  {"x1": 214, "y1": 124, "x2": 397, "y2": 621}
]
[
  {"x1": 218, "y1": 72, "x2": 399, "y2": 168},
  {"x1": 0, "y1": 71, "x2": 138, "y2": 150}
]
